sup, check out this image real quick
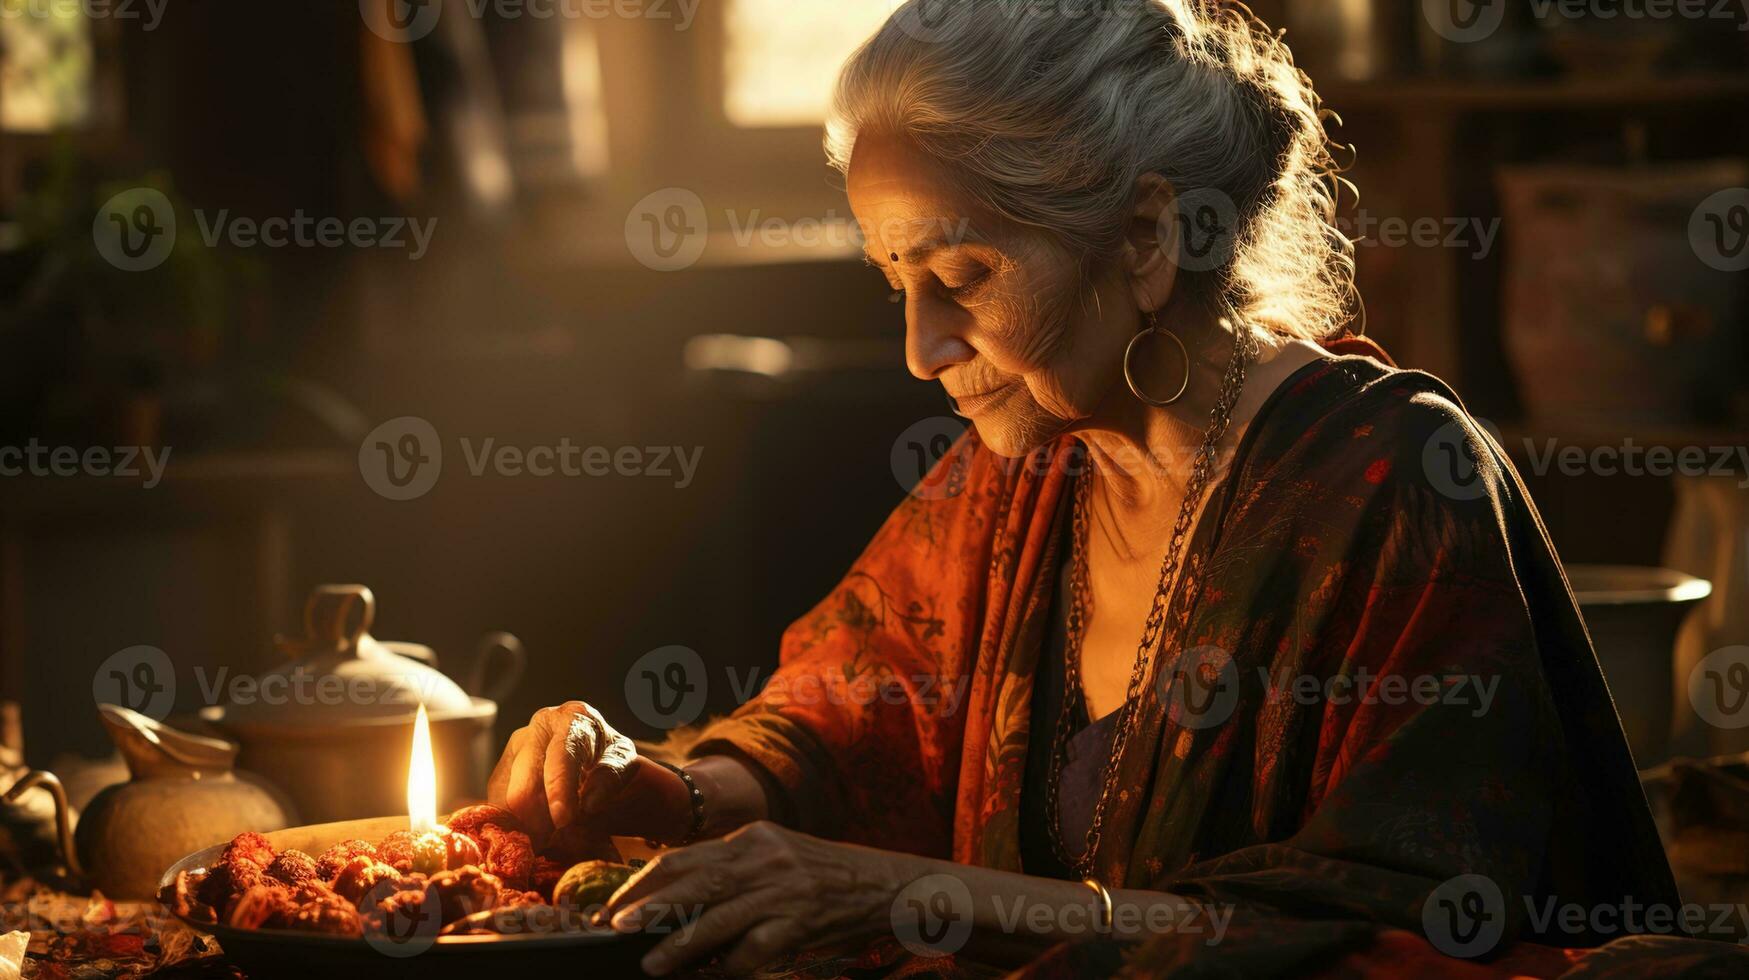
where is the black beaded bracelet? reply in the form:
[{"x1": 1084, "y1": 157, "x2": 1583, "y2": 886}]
[{"x1": 645, "y1": 759, "x2": 706, "y2": 849}]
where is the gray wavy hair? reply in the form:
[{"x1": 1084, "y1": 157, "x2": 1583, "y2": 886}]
[{"x1": 826, "y1": 0, "x2": 1358, "y2": 342}]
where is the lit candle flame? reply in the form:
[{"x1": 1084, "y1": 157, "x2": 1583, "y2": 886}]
[{"x1": 408, "y1": 703, "x2": 438, "y2": 834}]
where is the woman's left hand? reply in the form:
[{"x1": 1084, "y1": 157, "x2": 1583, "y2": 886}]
[{"x1": 602, "y1": 821, "x2": 902, "y2": 976}]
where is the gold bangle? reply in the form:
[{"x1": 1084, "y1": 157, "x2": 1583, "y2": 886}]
[{"x1": 1081, "y1": 877, "x2": 1114, "y2": 934}]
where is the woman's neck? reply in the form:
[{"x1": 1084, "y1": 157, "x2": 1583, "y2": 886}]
[
  {"x1": 1073, "y1": 316, "x2": 1325, "y2": 529},
  {"x1": 1075, "y1": 309, "x2": 1242, "y2": 511}
]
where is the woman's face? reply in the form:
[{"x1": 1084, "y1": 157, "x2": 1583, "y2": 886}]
[{"x1": 847, "y1": 133, "x2": 1142, "y2": 458}]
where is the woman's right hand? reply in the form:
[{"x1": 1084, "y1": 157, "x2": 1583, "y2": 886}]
[{"x1": 486, "y1": 701, "x2": 691, "y2": 846}]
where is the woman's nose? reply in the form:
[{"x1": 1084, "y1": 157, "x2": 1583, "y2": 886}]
[{"x1": 904, "y1": 300, "x2": 977, "y2": 381}]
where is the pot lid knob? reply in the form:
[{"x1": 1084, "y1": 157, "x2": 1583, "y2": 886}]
[{"x1": 285, "y1": 584, "x2": 376, "y2": 659}]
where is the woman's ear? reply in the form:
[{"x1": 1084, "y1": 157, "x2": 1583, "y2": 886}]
[{"x1": 1123, "y1": 172, "x2": 1181, "y2": 314}]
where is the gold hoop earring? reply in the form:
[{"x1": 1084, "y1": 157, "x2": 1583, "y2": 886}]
[{"x1": 1123, "y1": 312, "x2": 1190, "y2": 406}]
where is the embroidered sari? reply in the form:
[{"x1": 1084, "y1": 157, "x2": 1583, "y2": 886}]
[{"x1": 689, "y1": 356, "x2": 1717, "y2": 976}]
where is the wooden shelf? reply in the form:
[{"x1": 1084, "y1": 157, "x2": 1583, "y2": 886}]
[{"x1": 1322, "y1": 74, "x2": 1749, "y2": 114}]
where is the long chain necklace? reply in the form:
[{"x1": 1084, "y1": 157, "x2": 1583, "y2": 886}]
[{"x1": 1044, "y1": 320, "x2": 1257, "y2": 881}]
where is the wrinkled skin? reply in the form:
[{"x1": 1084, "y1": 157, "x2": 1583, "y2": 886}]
[
  {"x1": 486, "y1": 701, "x2": 649, "y2": 845},
  {"x1": 603, "y1": 822, "x2": 902, "y2": 977}
]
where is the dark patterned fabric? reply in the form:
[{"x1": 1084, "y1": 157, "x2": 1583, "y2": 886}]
[{"x1": 691, "y1": 357, "x2": 1723, "y2": 976}]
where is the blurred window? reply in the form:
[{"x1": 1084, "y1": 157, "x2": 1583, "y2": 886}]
[
  {"x1": 561, "y1": 21, "x2": 609, "y2": 179},
  {"x1": 0, "y1": 0, "x2": 93, "y2": 131},
  {"x1": 723, "y1": 0, "x2": 891, "y2": 128}
]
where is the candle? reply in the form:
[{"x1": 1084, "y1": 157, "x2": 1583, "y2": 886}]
[
  {"x1": 402, "y1": 704, "x2": 482, "y2": 873},
  {"x1": 408, "y1": 703, "x2": 438, "y2": 834}
]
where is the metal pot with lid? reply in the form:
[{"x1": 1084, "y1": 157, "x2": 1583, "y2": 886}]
[{"x1": 200, "y1": 585, "x2": 525, "y2": 823}]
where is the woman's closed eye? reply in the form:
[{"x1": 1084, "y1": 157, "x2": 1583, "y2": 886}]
[
  {"x1": 864, "y1": 255, "x2": 992, "y2": 306},
  {"x1": 935, "y1": 263, "x2": 992, "y2": 301}
]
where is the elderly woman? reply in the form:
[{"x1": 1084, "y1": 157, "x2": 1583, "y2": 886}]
[{"x1": 491, "y1": 2, "x2": 1687, "y2": 976}]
